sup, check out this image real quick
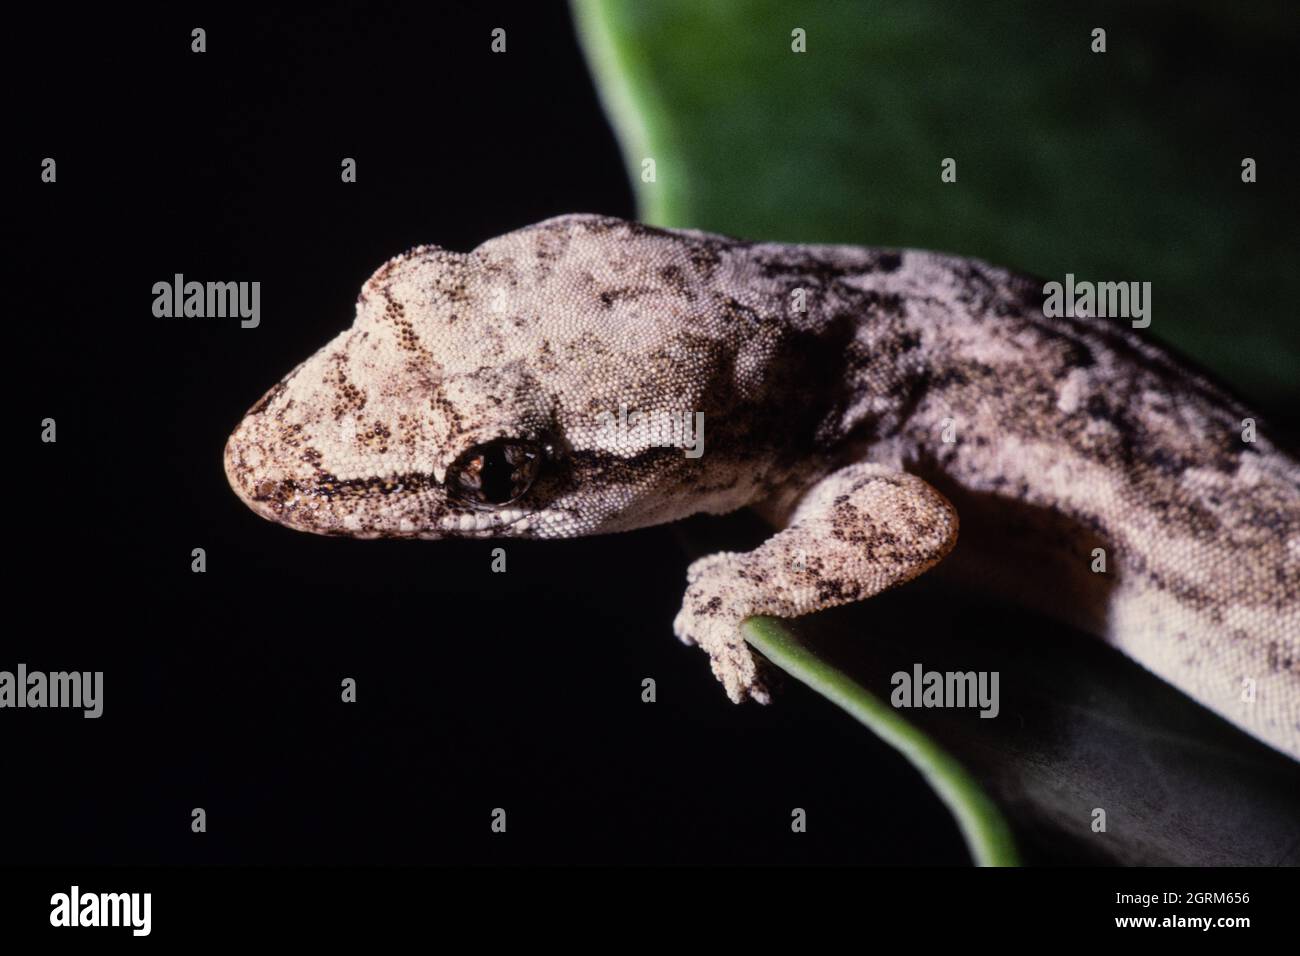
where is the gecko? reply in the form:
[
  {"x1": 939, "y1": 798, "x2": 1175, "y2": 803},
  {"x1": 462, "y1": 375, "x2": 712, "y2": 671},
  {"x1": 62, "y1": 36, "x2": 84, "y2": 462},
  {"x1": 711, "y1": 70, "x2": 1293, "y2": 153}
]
[{"x1": 223, "y1": 214, "x2": 1300, "y2": 760}]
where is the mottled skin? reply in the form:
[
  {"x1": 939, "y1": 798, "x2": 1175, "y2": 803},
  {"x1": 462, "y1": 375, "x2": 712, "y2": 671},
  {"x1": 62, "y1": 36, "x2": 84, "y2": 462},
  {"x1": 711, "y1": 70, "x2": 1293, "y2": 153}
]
[{"x1": 225, "y1": 214, "x2": 1300, "y2": 759}]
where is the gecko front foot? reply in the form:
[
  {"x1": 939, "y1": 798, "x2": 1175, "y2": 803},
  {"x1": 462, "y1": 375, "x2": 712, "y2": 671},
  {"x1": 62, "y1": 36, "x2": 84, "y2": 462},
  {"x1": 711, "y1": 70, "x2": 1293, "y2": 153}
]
[{"x1": 673, "y1": 555, "x2": 773, "y2": 704}]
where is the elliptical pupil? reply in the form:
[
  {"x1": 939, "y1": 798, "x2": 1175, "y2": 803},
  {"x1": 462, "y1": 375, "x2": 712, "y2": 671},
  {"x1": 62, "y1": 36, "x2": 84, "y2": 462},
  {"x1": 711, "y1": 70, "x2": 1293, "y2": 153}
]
[{"x1": 480, "y1": 449, "x2": 516, "y2": 503}]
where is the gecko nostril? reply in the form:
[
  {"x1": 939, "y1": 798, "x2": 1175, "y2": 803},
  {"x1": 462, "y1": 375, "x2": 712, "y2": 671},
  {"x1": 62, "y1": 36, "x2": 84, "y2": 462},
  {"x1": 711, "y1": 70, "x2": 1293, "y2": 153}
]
[{"x1": 254, "y1": 479, "x2": 278, "y2": 500}]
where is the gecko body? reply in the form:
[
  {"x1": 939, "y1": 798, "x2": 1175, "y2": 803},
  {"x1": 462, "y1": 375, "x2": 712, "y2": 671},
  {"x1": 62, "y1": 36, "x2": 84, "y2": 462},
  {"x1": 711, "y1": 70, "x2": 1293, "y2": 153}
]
[{"x1": 224, "y1": 215, "x2": 1300, "y2": 759}]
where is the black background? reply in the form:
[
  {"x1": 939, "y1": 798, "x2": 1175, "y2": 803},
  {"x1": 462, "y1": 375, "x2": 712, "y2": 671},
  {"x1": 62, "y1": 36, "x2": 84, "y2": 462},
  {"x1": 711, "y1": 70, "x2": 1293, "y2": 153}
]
[
  {"x1": 10, "y1": 1, "x2": 968, "y2": 865},
  {"x1": 7, "y1": 1, "x2": 1296, "y2": 870}
]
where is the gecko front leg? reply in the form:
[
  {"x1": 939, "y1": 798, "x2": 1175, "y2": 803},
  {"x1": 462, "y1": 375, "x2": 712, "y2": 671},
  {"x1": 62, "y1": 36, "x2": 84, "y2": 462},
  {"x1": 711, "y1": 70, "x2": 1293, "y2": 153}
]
[{"x1": 673, "y1": 463, "x2": 960, "y2": 703}]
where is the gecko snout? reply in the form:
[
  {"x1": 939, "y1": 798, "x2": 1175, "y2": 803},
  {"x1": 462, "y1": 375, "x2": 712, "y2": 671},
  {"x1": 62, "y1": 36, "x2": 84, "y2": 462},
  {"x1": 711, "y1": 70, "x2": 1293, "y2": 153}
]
[
  {"x1": 223, "y1": 411, "x2": 288, "y2": 525},
  {"x1": 223, "y1": 418, "x2": 352, "y2": 535}
]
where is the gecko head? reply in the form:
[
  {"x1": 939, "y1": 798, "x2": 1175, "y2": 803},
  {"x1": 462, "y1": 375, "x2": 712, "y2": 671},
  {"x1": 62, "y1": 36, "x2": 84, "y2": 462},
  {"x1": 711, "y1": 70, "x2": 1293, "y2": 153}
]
[
  {"x1": 222, "y1": 241, "x2": 562, "y2": 539},
  {"x1": 224, "y1": 215, "x2": 733, "y2": 540}
]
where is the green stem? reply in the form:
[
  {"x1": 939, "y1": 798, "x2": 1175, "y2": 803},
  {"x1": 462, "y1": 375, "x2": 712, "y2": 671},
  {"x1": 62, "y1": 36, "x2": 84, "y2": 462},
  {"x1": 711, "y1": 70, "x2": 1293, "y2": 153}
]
[{"x1": 743, "y1": 616, "x2": 1020, "y2": 866}]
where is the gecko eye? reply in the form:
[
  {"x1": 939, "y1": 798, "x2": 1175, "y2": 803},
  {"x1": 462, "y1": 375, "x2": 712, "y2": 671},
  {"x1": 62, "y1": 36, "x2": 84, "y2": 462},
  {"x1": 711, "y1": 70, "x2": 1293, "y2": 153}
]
[{"x1": 446, "y1": 438, "x2": 542, "y2": 509}]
